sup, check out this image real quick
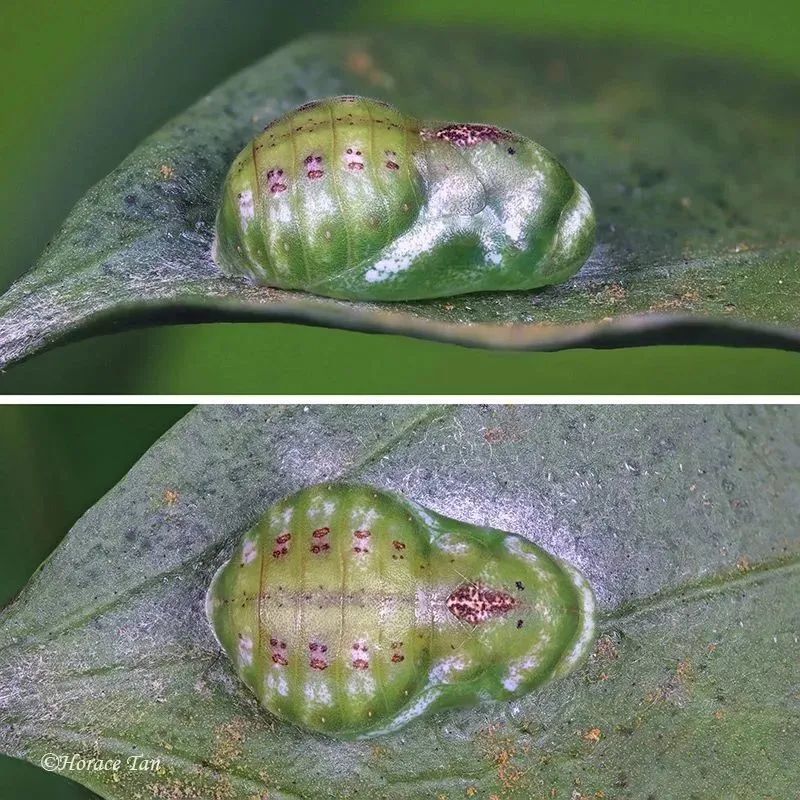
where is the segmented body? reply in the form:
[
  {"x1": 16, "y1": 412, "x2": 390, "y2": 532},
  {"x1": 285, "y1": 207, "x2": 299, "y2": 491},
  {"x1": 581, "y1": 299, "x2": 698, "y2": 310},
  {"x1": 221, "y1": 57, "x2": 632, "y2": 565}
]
[
  {"x1": 207, "y1": 484, "x2": 595, "y2": 738},
  {"x1": 214, "y1": 96, "x2": 595, "y2": 300}
]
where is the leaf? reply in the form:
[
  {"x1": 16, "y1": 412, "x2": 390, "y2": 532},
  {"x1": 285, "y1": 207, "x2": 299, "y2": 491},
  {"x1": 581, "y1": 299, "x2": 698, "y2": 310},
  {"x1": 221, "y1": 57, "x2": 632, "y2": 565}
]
[
  {"x1": 1, "y1": 404, "x2": 798, "y2": 799},
  {"x1": 1, "y1": 32, "x2": 799, "y2": 370}
]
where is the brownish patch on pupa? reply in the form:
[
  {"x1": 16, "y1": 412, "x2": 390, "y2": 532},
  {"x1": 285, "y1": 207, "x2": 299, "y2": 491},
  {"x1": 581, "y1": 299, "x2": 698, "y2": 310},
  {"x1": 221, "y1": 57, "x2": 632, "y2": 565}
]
[
  {"x1": 446, "y1": 582, "x2": 516, "y2": 624},
  {"x1": 422, "y1": 123, "x2": 515, "y2": 147}
]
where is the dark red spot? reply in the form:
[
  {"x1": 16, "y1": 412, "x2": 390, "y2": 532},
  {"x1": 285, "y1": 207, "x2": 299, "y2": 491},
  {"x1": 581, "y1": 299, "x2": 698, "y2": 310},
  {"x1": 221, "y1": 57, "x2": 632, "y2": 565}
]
[
  {"x1": 312, "y1": 528, "x2": 330, "y2": 539},
  {"x1": 270, "y1": 637, "x2": 278, "y2": 647},
  {"x1": 392, "y1": 540, "x2": 406, "y2": 550},
  {"x1": 386, "y1": 160, "x2": 399, "y2": 170},
  {"x1": 272, "y1": 653, "x2": 288, "y2": 666},
  {"x1": 347, "y1": 162, "x2": 364, "y2": 171},
  {"x1": 310, "y1": 657, "x2": 328, "y2": 670},
  {"x1": 308, "y1": 169, "x2": 324, "y2": 179},
  {"x1": 391, "y1": 653, "x2": 405, "y2": 663},
  {"x1": 346, "y1": 148, "x2": 353, "y2": 154},
  {"x1": 352, "y1": 659, "x2": 369, "y2": 670},
  {"x1": 354, "y1": 530, "x2": 371, "y2": 539},
  {"x1": 276, "y1": 532, "x2": 292, "y2": 544}
]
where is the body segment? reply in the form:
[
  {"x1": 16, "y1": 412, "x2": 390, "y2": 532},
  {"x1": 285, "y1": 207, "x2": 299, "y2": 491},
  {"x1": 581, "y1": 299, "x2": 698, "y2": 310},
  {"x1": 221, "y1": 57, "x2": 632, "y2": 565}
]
[
  {"x1": 208, "y1": 484, "x2": 595, "y2": 738},
  {"x1": 214, "y1": 97, "x2": 595, "y2": 300}
]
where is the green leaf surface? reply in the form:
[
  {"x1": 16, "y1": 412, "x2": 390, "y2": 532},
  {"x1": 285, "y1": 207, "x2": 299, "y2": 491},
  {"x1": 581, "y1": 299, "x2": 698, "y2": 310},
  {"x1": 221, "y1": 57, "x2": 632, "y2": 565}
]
[
  {"x1": 1, "y1": 31, "x2": 799, "y2": 370},
  {"x1": 1, "y1": 405, "x2": 798, "y2": 799}
]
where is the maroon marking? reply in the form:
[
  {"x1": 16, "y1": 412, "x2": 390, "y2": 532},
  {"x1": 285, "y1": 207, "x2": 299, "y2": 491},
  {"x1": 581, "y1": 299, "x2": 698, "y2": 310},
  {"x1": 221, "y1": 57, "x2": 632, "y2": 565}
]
[
  {"x1": 421, "y1": 123, "x2": 514, "y2": 148},
  {"x1": 392, "y1": 540, "x2": 406, "y2": 550},
  {"x1": 390, "y1": 640, "x2": 405, "y2": 663},
  {"x1": 345, "y1": 148, "x2": 365, "y2": 171},
  {"x1": 352, "y1": 529, "x2": 370, "y2": 554},
  {"x1": 311, "y1": 527, "x2": 331, "y2": 554},
  {"x1": 267, "y1": 167, "x2": 287, "y2": 193},
  {"x1": 273, "y1": 532, "x2": 291, "y2": 559},
  {"x1": 304, "y1": 154, "x2": 325, "y2": 179},
  {"x1": 384, "y1": 149, "x2": 400, "y2": 170},
  {"x1": 446, "y1": 582, "x2": 517, "y2": 625},
  {"x1": 270, "y1": 638, "x2": 288, "y2": 666},
  {"x1": 351, "y1": 641, "x2": 369, "y2": 669},
  {"x1": 309, "y1": 640, "x2": 329, "y2": 670}
]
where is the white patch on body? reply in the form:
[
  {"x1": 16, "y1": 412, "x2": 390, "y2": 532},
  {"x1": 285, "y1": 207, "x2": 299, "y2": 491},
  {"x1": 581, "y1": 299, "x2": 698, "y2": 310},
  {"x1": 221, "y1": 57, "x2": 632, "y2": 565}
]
[
  {"x1": 238, "y1": 189, "x2": 255, "y2": 224},
  {"x1": 429, "y1": 655, "x2": 470, "y2": 683},
  {"x1": 242, "y1": 539, "x2": 258, "y2": 564},
  {"x1": 238, "y1": 634, "x2": 254, "y2": 666},
  {"x1": 266, "y1": 671, "x2": 290, "y2": 697}
]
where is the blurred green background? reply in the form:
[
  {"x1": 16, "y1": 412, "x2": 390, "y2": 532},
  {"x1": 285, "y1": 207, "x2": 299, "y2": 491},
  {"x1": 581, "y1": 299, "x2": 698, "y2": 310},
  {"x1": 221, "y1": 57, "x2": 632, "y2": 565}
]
[
  {"x1": 1, "y1": 0, "x2": 800, "y2": 792},
  {"x1": 0, "y1": 405, "x2": 190, "y2": 798},
  {"x1": 1, "y1": 0, "x2": 799, "y2": 395}
]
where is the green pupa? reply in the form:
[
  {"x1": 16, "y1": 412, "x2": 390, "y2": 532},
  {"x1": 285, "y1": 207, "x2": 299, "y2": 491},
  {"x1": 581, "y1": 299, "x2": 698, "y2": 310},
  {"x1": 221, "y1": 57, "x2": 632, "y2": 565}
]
[
  {"x1": 213, "y1": 96, "x2": 595, "y2": 301},
  {"x1": 207, "y1": 483, "x2": 595, "y2": 739}
]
